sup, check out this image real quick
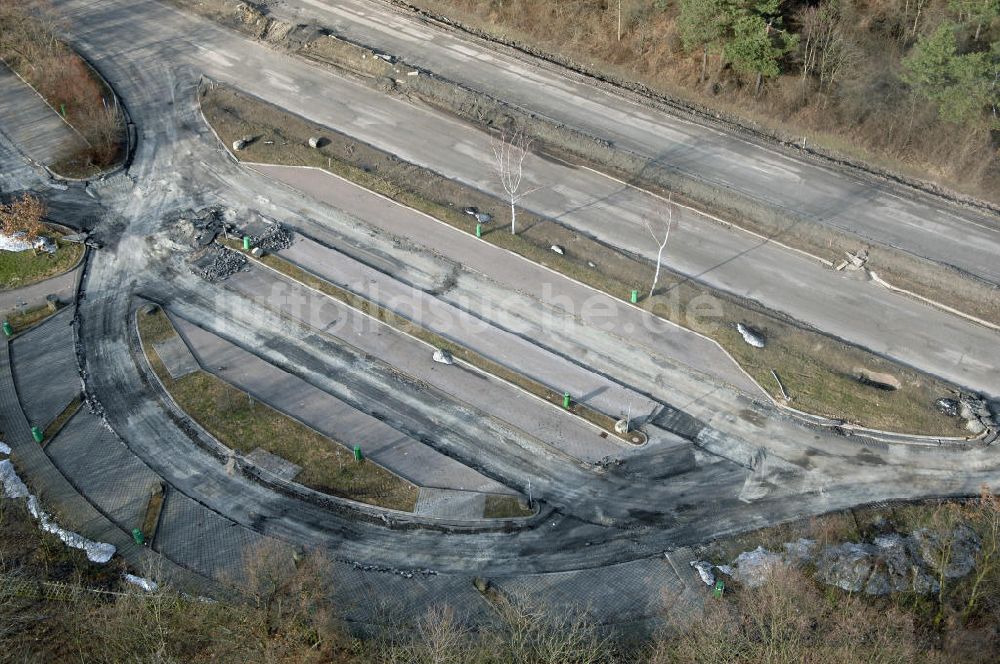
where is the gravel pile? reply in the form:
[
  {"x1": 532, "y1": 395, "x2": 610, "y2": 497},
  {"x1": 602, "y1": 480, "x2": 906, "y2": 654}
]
[
  {"x1": 196, "y1": 246, "x2": 248, "y2": 282},
  {"x1": 250, "y1": 224, "x2": 293, "y2": 252},
  {"x1": 349, "y1": 561, "x2": 438, "y2": 579}
]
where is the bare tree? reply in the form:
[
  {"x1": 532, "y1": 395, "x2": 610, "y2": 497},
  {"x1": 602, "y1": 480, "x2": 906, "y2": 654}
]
[
  {"x1": 643, "y1": 195, "x2": 674, "y2": 299},
  {"x1": 491, "y1": 127, "x2": 535, "y2": 235}
]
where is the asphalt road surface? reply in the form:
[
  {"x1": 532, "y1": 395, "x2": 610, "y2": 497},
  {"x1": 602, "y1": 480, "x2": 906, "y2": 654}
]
[
  {"x1": 0, "y1": 0, "x2": 996, "y2": 632},
  {"x1": 48, "y1": 0, "x2": 1000, "y2": 398}
]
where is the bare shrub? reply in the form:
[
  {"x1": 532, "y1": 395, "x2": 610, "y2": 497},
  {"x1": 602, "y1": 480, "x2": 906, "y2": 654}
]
[
  {"x1": 651, "y1": 564, "x2": 928, "y2": 664},
  {"x1": 0, "y1": 0, "x2": 124, "y2": 172},
  {"x1": 0, "y1": 193, "x2": 46, "y2": 241},
  {"x1": 376, "y1": 592, "x2": 612, "y2": 664}
]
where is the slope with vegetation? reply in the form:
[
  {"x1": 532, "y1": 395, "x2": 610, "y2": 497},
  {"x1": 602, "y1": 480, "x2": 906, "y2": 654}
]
[
  {"x1": 0, "y1": 0, "x2": 126, "y2": 177},
  {"x1": 2, "y1": 491, "x2": 998, "y2": 662},
  {"x1": 405, "y1": 0, "x2": 1000, "y2": 200}
]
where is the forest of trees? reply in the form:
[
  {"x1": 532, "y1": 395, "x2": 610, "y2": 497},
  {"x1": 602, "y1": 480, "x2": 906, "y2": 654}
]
[{"x1": 411, "y1": 0, "x2": 1000, "y2": 199}]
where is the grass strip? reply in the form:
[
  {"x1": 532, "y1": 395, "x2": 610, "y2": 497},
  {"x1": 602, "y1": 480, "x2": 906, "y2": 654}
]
[
  {"x1": 222, "y1": 237, "x2": 638, "y2": 443},
  {"x1": 137, "y1": 307, "x2": 419, "y2": 511},
  {"x1": 0, "y1": 236, "x2": 83, "y2": 291},
  {"x1": 140, "y1": 483, "x2": 165, "y2": 543},
  {"x1": 42, "y1": 395, "x2": 82, "y2": 442},
  {"x1": 200, "y1": 84, "x2": 968, "y2": 437},
  {"x1": 483, "y1": 494, "x2": 534, "y2": 519},
  {"x1": 5, "y1": 302, "x2": 63, "y2": 334}
]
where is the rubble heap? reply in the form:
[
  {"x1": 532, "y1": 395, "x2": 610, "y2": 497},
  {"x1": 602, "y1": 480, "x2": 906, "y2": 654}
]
[
  {"x1": 196, "y1": 246, "x2": 247, "y2": 282},
  {"x1": 249, "y1": 223, "x2": 293, "y2": 252}
]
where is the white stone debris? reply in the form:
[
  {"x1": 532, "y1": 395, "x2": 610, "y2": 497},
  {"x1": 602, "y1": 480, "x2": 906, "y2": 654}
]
[
  {"x1": 737, "y1": 323, "x2": 766, "y2": 348},
  {"x1": 689, "y1": 560, "x2": 715, "y2": 586},
  {"x1": 731, "y1": 546, "x2": 784, "y2": 587},
  {"x1": 432, "y1": 348, "x2": 454, "y2": 365},
  {"x1": 550, "y1": 245, "x2": 565, "y2": 255},
  {"x1": 0, "y1": 232, "x2": 56, "y2": 254},
  {"x1": 0, "y1": 460, "x2": 115, "y2": 563},
  {"x1": 124, "y1": 573, "x2": 159, "y2": 592},
  {"x1": 0, "y1": 441, "x2": 11, "y2": 456},
  {"x1": 0, "y1": 460, "x2": 29, "y2": 498},
  {"x1": 28, "y1": 495, "x2": 116, "y2": 563}
]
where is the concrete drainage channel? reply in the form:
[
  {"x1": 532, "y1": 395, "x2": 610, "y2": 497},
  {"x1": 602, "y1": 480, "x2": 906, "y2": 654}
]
[{"x1": 130, "y1": 299, "x2": 546, "y2": 532}]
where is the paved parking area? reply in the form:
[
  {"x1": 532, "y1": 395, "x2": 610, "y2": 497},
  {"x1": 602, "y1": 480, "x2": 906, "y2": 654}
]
[
  {"x1": 155, "y1": 487, "x2": 281, "y2": 585},
  {"x1": 226, "y1": 262, "x2": 632, "y2": 462},
  {"x1": 414, "y1": 488, "x2": 486, "y2": 519},
  {"x1": 170, "y1": 313, "x2": 513, "y2": 494},
  {"x1": 152, "y1": 335, "x2": 200, "y2": 378}
]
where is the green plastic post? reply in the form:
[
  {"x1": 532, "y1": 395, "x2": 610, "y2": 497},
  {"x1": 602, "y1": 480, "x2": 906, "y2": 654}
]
[
  {"x1": 2, "y1": 320, "x2": 12, "y2": 337},
  {"x1": 60, "y1": 103, "x2": 66, "y2": 117},
  {"x1": 353, "y1": 445, "x2": 363, "y2": 462},
  {"x1": 475, "y1": 222, "x2": 482, "y2": 238},
  {"x1": 713, "y1": 579, "x2": 725, "y2": 599},
  {"x1": 562, "y1": 392, "x2": 571, "y2": 409},
  {"x1": 630, "y1": 289, "x2": 638, "y2": 304},
  {"x1": 132, "y1": 528, "x2": 145, "y2": 546},
  {"x1": 31, "y1": 426, "x2": 43, "y2": 443},
  {"x1": 242, "y1": 235, "x2": 250, "y2": 251}
]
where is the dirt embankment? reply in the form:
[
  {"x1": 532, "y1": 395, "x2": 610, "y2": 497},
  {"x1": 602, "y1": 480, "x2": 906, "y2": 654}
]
[{"x1": 166, "y1": 0, "x2": 1000, "y2": 329}]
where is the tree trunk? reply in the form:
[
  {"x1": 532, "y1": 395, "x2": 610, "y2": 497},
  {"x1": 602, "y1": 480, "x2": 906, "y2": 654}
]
[
  {"x1": 701, "y1": 45, "x2": 708, "y2": 83},
  {"x1": 510, "y1": 200, "x2": 516, "y2": 235},
  {"x1": 649, "y1": 243, "x2": 665, "y2": 298},
  {"x1": 755, "y1": 72, "x2": 763, "y2": 97}
]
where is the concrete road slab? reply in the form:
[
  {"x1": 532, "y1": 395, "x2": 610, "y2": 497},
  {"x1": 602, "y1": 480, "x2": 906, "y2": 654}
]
[
  {"x1": 414, "y1": 488, "x2": 486, "y2": 519},
  {"x1": 170, "y1": 313, "x2": 513, "y2": 494},
  {"x1": 246, "y1": 447, "x2": 301, "y2": 481},
  {"x1": 328, "y1": 563, "x2": 493, "y2": 628},
  {"x1": 9, "y1": 307, "x2": 79, "y2": 429},
  {"x1": 256, "y1": 164, "x2": 757, "y2": 397},
  {"x1": 155, "y1": 487, "x2": 283, "y2": 584},
  {"x1": 275, "y1": 0, "x2": 1000, "y2": 286},
  {"x1": 253, "y1": 163, "x2": 1000, "y2": 398},
  {"x1": 152, "y1": 335, "x2": 200, "y2": 379},
  {"x1": 45, "y1": 407, "x2": 159, "y2": 533},
  {"x1": 494, "y1": 554, "x2": 701, "y2": 627}
]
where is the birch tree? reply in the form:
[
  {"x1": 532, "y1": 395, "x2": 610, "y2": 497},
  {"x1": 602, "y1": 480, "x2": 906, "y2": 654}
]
[
  {"x1": 643, "y1": 195, "x2": 674, "y2": 298},
  {"x1": 491, "y1": 127, "x2": 534, "y2": 235}
]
